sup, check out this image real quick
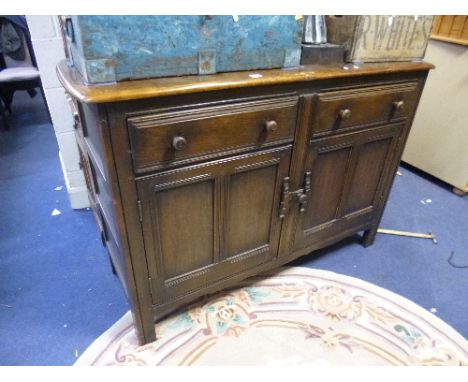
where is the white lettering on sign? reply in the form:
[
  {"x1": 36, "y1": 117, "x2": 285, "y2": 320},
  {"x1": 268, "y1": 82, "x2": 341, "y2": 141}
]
[{"x1": 353, "y1": 16, "x2": 433, "y2": 60}]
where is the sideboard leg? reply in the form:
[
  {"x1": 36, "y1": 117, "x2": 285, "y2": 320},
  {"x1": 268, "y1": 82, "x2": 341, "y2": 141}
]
[
  {"x1": 133, "y1": 311, "x2": 157, "y2": 346},
  {"x1": 138, "y1": 330, "x2": 157, "y2": 346},
  {"x1": 362, "y1": 228, "x2": 377, "y2": 248}
]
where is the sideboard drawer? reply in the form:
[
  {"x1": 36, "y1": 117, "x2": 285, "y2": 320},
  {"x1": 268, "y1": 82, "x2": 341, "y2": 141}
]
[
  {"x1": 311, "y1": 82, "x2": 419, "y2": 137},
  {"x1": 128, "y1": 96, "x2": 298, "y2": 174}
]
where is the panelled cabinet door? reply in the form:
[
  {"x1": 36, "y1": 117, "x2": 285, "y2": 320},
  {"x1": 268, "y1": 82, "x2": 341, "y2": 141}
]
[
  {"x1": 284, "y1": 123, "x2": 404, "y2": 255},
  {"x1": 137, "y1": 146, "x2": 291, "y2": 305}
]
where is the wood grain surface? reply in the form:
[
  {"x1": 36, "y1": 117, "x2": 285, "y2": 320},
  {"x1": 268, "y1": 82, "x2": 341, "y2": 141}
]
[{"x1": 57, "y1": 60, "x2": 434, "y2": 104}]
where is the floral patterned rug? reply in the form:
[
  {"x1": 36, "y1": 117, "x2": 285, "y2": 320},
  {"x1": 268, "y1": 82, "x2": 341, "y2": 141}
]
[{"x1": 75, "y1": 267, "x2": 468, "y2": 366}]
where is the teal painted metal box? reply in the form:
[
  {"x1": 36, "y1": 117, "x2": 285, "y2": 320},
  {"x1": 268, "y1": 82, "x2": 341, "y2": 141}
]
[{"x1": 63, "y1": 16, "x2": 304, "y2": 84}]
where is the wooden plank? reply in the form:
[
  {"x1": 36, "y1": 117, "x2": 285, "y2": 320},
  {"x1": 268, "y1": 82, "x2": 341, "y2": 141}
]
[
  {"x1": 431, "y1": 35, "x2": 468, "y2": 46},
  {"x1": 438, "y1": 16, "x2": 455, "y2": 37},
  {"x1": 431, "y1": 16, "x2": 468, "y2": 47},
  {"x1": 450, "y1": 16, "x2": 466, "y2": 38},
  {"x1": 377, "y1": 228, "x2": 437, "y2": 243},
  {"x1": 462, "y1": 17, "x2": 468, "y2": 40},
  {"x1": 431, "y1": 16, "x2": 442, "y2": 34}
]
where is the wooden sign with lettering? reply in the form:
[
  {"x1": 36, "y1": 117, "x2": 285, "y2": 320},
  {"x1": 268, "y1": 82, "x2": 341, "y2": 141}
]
[{"x1": 327, "y1": 16, "x2": 434, "y2": 62}]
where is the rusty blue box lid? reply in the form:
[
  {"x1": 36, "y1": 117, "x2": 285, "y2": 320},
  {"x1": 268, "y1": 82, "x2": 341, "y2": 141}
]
[{"x1": 65, "y1": 16, "x2": 304, "y2": 84}]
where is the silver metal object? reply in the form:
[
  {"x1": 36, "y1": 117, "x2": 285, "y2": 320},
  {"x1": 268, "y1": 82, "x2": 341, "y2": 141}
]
[{"x1": 303, "y1": 15, "x2": 327, "y2": 45}]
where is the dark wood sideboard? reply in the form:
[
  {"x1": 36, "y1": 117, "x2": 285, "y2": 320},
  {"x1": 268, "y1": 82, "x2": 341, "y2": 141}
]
[{"x1": 57, "y1": 60, "x2": 433, "y2": 345}]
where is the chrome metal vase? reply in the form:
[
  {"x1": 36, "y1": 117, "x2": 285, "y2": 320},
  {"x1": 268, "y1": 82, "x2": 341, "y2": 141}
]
[{"x1": 303, "y1": 15, "x2": 327, "y2": 45}]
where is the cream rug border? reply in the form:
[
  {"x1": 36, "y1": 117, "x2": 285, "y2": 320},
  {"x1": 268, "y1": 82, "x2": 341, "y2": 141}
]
[{"x1": 74, "y1": 267, "x2": 468, "y2": 365}]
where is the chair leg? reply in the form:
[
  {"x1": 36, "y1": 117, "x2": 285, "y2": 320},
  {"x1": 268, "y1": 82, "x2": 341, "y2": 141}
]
[
  {"x1": 38, "y1": 84, "x2": 52, "y2": 124},
  {"x1": 1, "y1": 88, "x2": 14, "y2": 114},
  {"x1": 0, "y1": 100, "x2": 9, "y2": 130},
  {"x1": 27, "y1": 88, "x2": 38, "y2": 98}
]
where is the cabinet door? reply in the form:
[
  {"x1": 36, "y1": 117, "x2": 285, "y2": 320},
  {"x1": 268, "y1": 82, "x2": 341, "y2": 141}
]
[
  {"x1": 137, "y1": 146, "x2": 291, "y2": 305},
  {"x1": 282, "y1": 123, "x2": 403, "y2": 255}
]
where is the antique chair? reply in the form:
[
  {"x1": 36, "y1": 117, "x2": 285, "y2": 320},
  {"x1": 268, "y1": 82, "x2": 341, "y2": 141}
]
[{"x1": 0, "y1": 16, "x2": 48, "y2": 130}]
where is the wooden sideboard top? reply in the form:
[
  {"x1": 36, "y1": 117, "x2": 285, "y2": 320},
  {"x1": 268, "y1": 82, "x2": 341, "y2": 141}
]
[{"x1": 57, "y1": 59, "x2": 434, "y2": 104}]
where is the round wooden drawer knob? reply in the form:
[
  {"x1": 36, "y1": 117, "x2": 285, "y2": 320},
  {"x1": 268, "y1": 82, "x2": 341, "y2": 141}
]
[
  {"x1": 172, "y1": 136, "x2": 187, "y2": 151},
  {"x1": 265, "y1": 120, "x2": 278, "y2": 132},
  {"x1": 393, "y1": 100, "x2": 405, "y2": 111},
  {"x1": 339, "y1": 108, "x2": 352, "y2": 120}
]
